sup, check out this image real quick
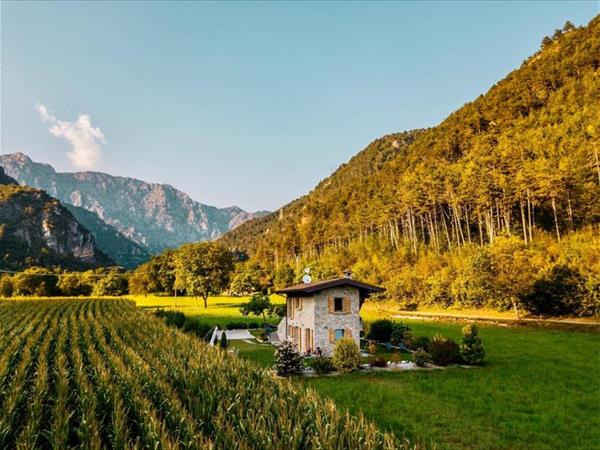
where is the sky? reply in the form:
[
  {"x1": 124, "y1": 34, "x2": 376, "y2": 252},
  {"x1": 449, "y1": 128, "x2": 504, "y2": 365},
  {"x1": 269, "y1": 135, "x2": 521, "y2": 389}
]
[{"x1": 1, "y1": 1, "x2": 598, "y2": 212}]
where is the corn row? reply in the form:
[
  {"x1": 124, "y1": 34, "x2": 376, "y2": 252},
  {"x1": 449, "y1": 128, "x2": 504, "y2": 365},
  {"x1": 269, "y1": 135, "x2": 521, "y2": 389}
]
[{"x1": 0, "y1": 299, "x2": 414, "y2": 450}]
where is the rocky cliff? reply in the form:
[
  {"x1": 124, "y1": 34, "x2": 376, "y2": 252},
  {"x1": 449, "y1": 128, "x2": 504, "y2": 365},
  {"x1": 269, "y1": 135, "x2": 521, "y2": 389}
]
[{"x1": 0, "y1": 167, "x2": 113, "y2": 270}]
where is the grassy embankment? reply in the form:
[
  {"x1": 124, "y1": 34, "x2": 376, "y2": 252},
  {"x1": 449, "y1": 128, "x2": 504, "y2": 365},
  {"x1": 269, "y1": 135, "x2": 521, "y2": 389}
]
[{"x1": 139, "y1": 295, "x2": 600, "y2": 450}]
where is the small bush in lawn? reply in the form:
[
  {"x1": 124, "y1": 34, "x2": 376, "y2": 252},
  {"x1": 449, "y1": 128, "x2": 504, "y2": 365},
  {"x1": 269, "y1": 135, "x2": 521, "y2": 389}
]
[
  {"x1": 219, "y1": 331, "x2": 228, "y2": 349},
  {"x1": 311, "y1": 356, "x2": 335, "y2": 375},
  {"x1": 367, "y1": 341, "x2": 377, "y2": 355},
  {"x1": 390, "y1": 322, "x2": 411, "y2": 346},
  {"x1": 370, "y1": 357, "x2": 387, "y2": 368},
  {"x1": 254, "y1": 328, "x2": 267, "y2": 341},
  {"x1": 332, "y1": 338, "x2": 361, "y2": 373},
  {"x1": 413, "y1": 349, "x2": 432, "y2": 367},
  {"x1": 274, "y1": 341, "x2": 304, "y2": 376},
  {"x1": 367, "y1": 319, "x2": 394, "y2": 342},
  {"x1": 460, "y1": 324, "x2": 485, "y2": 365},
  {"x1": 427, "y1": 333, "x2": 461, "y2": 366},
  {"x1": 408, "y1": 335, "x2": 431, "y2": 351}
]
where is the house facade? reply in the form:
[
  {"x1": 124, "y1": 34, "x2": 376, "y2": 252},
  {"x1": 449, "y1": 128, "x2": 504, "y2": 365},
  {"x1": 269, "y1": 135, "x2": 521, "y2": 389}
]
[{"x1": 275, "y1": 277, "x2": 384, "y2": 355}]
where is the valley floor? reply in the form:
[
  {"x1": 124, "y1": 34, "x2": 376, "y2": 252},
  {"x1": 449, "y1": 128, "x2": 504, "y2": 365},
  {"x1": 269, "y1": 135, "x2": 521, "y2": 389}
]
[{"x1": 139, "y1": 295, "x2": 600, "y2": 450}]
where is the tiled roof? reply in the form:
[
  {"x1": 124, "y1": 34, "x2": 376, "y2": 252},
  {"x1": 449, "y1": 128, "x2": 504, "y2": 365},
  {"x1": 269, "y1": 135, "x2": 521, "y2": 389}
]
[{"x1": 275, "y1": 277, "x2": 385, "y2": 295}]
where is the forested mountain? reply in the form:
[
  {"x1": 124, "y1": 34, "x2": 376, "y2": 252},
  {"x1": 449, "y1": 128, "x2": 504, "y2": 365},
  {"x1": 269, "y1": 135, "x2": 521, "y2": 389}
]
[
  {"x1": 222, "y1": 18, "x2": 600, "y2": 315},
  {"x1": 65, "y1": 204, "x2": 150, "y2": 269},
  {"x1": 0, "y1": 168, "x2": 113, "y2": 270},
  {"x1": 0, "y1": 153, "x2": 269, "y2": 254}
]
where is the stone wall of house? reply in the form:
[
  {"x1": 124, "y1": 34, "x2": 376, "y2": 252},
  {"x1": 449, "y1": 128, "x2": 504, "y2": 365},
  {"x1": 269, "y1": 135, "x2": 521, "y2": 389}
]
[{"x1": 314, "y1": 286, "x2": 361, "y2": 354}]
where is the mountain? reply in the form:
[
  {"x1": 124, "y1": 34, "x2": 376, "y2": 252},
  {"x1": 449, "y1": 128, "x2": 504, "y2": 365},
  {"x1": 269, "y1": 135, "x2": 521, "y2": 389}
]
[
  {"x1": 0, "y1": 167, "x2": 113, "y2": 270},
  {"x1": 0, "y1": 153, "x2": 269, "y2": 254},
  {"x1": 221, "y1": 18, "x2": 600, "y2": 270},
  {"x1": 64, "y1": 204, "x2": 149, "y2": 269}
]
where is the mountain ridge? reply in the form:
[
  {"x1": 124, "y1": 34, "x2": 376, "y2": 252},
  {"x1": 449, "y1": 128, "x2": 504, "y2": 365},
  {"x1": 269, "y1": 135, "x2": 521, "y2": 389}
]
[{"x1": 0, "y1": 152, "x2": 269, "y2": 254}]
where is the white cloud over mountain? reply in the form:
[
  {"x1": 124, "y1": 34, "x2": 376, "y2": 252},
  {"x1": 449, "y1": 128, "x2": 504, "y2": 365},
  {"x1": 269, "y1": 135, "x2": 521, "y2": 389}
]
[{"x1": 35, "y1": 103, "x2": 105, "y2": 169}]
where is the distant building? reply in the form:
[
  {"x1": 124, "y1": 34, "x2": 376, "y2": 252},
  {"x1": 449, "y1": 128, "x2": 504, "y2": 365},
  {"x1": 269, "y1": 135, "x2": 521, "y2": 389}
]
[{"x1": 275, "y1": 277, "x2": 384, "y2": 354}]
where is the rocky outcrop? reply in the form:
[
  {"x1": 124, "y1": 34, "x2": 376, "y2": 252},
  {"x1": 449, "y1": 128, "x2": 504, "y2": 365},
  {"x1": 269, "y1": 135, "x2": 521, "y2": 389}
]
[
  {"x1": 0, "y1": 173, "x2": 114, "y2": 270},
  {"x1": 0, "y1": 153, "x2": 269, "y2": 253}
]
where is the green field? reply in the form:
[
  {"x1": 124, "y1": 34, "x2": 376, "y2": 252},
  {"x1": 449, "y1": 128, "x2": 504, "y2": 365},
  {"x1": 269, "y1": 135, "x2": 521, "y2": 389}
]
[
  {"x1": 131, "y1": 294, "x2": 285, "y2": 327},
  {"x1": 145, "y1": 295, "x2": 600, "y2": 449},
  {"x1": 0, "y1": 298, "x2": 403, "y2": 449}
]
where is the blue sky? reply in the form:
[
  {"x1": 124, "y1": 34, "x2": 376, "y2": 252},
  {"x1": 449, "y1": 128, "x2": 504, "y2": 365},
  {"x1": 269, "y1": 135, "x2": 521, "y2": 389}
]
[{"x1": 1, "y1": 1, "x2": 597, "y2": 211}]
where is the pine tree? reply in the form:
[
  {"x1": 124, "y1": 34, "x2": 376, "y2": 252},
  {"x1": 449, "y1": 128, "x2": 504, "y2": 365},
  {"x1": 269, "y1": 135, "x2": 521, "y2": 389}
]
[
  {"x1": 460, "y1": 324, "x2": 485, "y2": 365},
  {"x1": 274, "y1": 341, "x2": 304, "y2": 376}
]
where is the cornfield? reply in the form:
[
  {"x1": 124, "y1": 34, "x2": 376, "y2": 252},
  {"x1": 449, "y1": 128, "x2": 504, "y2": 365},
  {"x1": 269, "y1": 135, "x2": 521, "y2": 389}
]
[{"x1": 0, "y1": 299, "x2": 412, "y2": 449}]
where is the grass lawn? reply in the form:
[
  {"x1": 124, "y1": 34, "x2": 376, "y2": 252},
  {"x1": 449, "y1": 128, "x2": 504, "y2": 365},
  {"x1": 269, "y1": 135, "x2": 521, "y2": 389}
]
[
  {"x1": 136, "y1": 296, "x2": 600, "y2": 449},
  {"x1": 233, "y1": 318, "x2": 600, "y2": 450},
  {"x1": 130, "y1": 294, "x2": 285, "y2": 327}
]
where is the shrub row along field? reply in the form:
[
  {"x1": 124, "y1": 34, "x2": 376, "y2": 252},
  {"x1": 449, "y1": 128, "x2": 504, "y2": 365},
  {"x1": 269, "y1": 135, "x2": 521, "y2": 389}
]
[{"x1": 0, "y1": 299, "x2": 409, "y2": 449}]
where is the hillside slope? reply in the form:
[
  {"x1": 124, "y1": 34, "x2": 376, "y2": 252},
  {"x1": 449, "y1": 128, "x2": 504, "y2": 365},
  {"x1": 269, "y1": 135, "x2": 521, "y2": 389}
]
[
  {"x1": 222, "y1": 17, "x2": 600, "y2": 265},
  {"x1": 65, "y1": 204, "x2": 150, "y2": 269},
  {"x1": 0, "y1": 153, "x2": 269, "y2": 253},
  {"x1": 0, "y1": 168, "x2": 113, "y2": 270}
]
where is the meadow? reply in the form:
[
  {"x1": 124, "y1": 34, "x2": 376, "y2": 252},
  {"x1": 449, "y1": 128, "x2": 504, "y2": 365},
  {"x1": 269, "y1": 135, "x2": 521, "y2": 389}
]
[
  {"x1": 132, "y1": 294, "x2": 285, "y2": 327},
  {"x1": 144, "y1": 295, "x2": 600, "y2": 449},
  {"x1": 0, "y1": 298, "x2": 406, "y2": 449}
]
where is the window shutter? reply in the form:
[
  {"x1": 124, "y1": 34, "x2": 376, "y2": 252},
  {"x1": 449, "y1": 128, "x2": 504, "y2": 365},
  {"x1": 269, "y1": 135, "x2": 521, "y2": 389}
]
[
  {"x1": 343, "y1": 297, "x2": 351, "y2": 314},
  {"x1": 345, "y1": 329, "x2": 352, "y2": 339},
  {"x1": 329, "y1": 329, "x2": 335, "y2": 343},
  {"x1": 298, "y1": 298, "x2": 303, "y2": 310},
  {"x1": 328, "y1": 297, "x2": 334, "y2": 313}
]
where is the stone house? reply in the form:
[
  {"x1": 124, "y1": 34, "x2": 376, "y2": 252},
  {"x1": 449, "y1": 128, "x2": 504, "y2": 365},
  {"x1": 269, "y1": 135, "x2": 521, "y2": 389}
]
[{"x1": 275, "y1": 277, "x2": 384, "y2": 354}]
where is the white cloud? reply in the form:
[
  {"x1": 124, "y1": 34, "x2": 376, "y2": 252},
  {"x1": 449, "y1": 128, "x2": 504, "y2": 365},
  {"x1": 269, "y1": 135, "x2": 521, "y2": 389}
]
[{"x1": 35, "y1": 103, "x2": 105, "y2": 169}]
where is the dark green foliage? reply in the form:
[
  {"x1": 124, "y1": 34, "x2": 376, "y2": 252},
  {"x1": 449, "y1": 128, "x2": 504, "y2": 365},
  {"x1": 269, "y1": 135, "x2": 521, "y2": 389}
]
[
  {"x1": 240, "y1": 293, "x2": 278, "y2": 327},
  {"x1": 370, "y1": 357, "x2": 387, "y2": 368},
  {"x1": 427, "y1": 334, "x2": 462, "y2": 366},
  {"x1": 367, "y1": 319, "x2": 394, "y2": 342},
  {"x1": 0, "y1": 275, "x2": 13, "y2": 297},
  {"x1": 390, "y1": 322, "x2": 411, "y2": 346},
  {"x1": 412, "y1": 349, "x2": 432, "y2": 367},
  {"x1": 311, "y1": 356, "x2": 335, "y2": 375},
  {"x1": 408, "y1": 336, "x2": 431, "y2": 351},
  {"x1": 92, "y1": 268, "x2": 128, "y2": 296},
  {"x1": 154, "y1": 309, "x2": 187, "y2": 328},
  {"x1": 274, "y1": 341, "x2": 304, "y2": 376},
  {"x1": 460, "y1": 324, "x2": 485, "y2": 365},
  {"x1": 522, "y1": 265, "x2": 585, "y2": 316},
  {"x1": 12, "y1": 267, "x2": 59, "y2": 296},
  {"x1": 153, "y1": 310, "x2": 213, "y2": 339},
  {"x1": 219, "y1": 331, "x2": 228, "y2": 349}
]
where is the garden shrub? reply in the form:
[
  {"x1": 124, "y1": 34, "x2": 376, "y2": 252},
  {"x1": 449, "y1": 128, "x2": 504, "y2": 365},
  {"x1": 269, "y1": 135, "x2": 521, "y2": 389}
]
[
  {"x1": 408, "y1": 335, "x2": 431, "y2": 351},
  {"x1": 390, "y1": 322, "x2": 411, "y2": 346},
  {"x1": 370, "y1": 357, "x2": 387, "y2": 368},
  {"x1": 219, "y1": 331, "x2": 228, "y2": 349},
  {"x1": 460, "y1": 324, "x2": 485, "y2": 365},
  {"x1": 311, "y1": 356, "x2": 335, "y2": 375},
  {"x1": 367, "y1": 319, "x2": 394, "y2": 342},
  {"x1": 428, "y1": 333, "x2": 462, "y2": 366},
  {"x1": 274, "y1": 341, "x2": 304, "y2": 376},
  {"x1": 367, "y1": 342, "x2": 377, "y2": 355},
  {"x1": 412, "y1": 349, "x2": 432, "y2": 367},
  {"x1": 332, "y1": 338, "x2": 361, "y2": 373}
]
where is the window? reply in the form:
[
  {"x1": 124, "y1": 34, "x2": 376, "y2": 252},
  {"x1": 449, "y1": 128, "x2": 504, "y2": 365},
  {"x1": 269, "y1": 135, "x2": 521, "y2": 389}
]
[
  {"x1": 335, "y1": 329, "x2": 344, "y2": 341},
  {"x1": 334, "y1": 297, "x2": 343, "y2": 312}
]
